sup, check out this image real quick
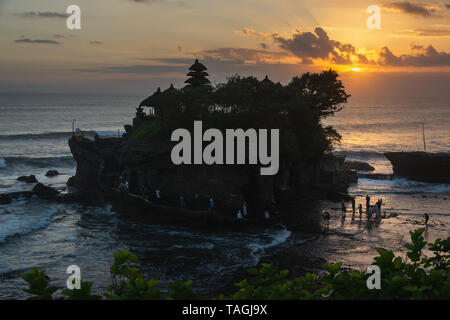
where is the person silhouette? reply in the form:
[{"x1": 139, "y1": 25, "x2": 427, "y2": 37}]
[
  {"x1": 424, "y1": 213, "x2": 429, "y2": 225},
  {"x1": 341, "y1": 202, "x2": 346, "y2": 217},
  {"x1": 366, "y1": 194, "x2": 371, "y2": 211},
  {"x1": 243, "y1": 201, "x2": 248, "y2": 216},
  {"x1": 209, "y1": 197, "x2": 215, "y2": 213}
]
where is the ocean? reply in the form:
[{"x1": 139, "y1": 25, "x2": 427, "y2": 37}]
[{"x1": 0, "y1": 93, "x2": 449, "y2": 299}]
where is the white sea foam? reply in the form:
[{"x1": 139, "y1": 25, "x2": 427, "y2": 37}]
[
  {"x1": 359, "y1": 177, "x2": 450, "y2": 194},
  {"x1": 0, "y1": 207, "x2": 59, "y2": 244},
  {"x1": 246, "y1": 228, "x2": 291, "y2": 264}
]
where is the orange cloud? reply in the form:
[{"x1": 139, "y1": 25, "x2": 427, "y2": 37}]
[{"x1": 237, "y1": 27, "x2": 450, "y2": 69}]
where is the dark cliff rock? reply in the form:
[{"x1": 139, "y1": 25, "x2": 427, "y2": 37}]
[
  {"x1": 384, "y1": 152, "x2": 450, "y2": 183},
  {"x1": 0, "y1": 191, "x2": 33, "y2": 204},
  {"x1": 68, "y1": 137, "x2": 122, "y2": 188},
  {"x1": 68, "y1": 135, "x2": 355, "y2": 222},
  {"x1": 0, "y1": 194, "x2": 12, "y2": 205},
  {"x1": 33, "y1": 183, "x2": 59, "y2": 200}
]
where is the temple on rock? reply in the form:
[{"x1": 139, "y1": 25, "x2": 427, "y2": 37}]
[{"x1": 134, "y1": 59, "x2": 210, "y2": 123}]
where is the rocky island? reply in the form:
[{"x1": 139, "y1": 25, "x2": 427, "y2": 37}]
[
  {"x1": 67, "y1": 60, "x2": 356, "y2": 229},
  {"x1": 385, "y1": 151, "x2": 450, "y2": 183}
]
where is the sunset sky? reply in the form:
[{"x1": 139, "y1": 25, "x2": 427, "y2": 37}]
[{"x1": 0, "y1": 0, "x2": 449, "y2": 100}]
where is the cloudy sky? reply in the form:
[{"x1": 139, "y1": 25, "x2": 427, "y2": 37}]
[{"x1": 0, "y1": 0, "x2": 449, "y2": 100}]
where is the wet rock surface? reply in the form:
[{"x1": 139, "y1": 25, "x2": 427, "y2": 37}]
[
  {"x1": 45, "y1": 170, "x2": 60, "y2": 177},
  {"x1": 0, "y1": 194, "x2": 12, "y2": 205},
  {"x1": 67, "y1": 136, "x2": 356, "y2": 221},
  {"x1": 385, "y1": 151, "x2": 450, "y2": 183},
  {"x1": 343, "y1": 160, "x2": 375, "y2": 172},
  {"x1": 17, "y1": 175, "x2": 38, "y2": 183},
  {"x1": 32, "y1": 183, "x2": 59, "y2": 200}
]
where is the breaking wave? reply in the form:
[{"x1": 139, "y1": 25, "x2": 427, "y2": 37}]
[
  {"x1": 0, "y1": 207, "x2": 60, "y2": 244},
  {"x1": 246, "y1": 227, "x2": 291, "y2": 264},
  {"x1": 358, "y1": 178, "x2": 450, "y2": 194}
]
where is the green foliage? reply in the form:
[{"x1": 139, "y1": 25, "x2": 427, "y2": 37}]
[
  {"x1": 105, "y1": 249, "x2": 161, "y2": 300},
  {"x1": 136, "y1": 70, "x2": 349, "y2": 159},
  {"x1": 21, "y1": 229, "x2": 449, "y2": 300},
  {"x1": 130, "y1": 119, "x2": 167, "y2": 140},
  {"x1": 210, "y1": 71, "x2": 348, "y2": 158},
  {"x1": 21, "y1": 268, "x2": 58, "y2": 300},
  {"x1": 167, "y1": 280, "x2": 197, "y2": 300},
  {"x1": 61, "y1": 281, "x2": 102, "y2": 300}
]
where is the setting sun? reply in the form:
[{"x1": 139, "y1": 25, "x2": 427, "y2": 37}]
[{"x1": 352, "y1": 67, "x2": 361, "y2": 72}]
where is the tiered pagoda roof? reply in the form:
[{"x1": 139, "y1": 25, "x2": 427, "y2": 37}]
[{"x1": 185, "y1": 59, "x2": 211, "y2": 86}]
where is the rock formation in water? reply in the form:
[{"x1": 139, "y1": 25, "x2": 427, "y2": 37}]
[
  {"x1": 17, "y1": 175, "x2": 38, "y2": 183},
  {"x1": 385, "y1": 152, "x2": 450, "y2": 183},
  {"x1": 67, "y1": 61, "x2": 356, "y2": 226}
]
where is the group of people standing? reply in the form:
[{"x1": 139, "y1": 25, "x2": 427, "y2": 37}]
[
  {"x1": 138, "y1": 185, "x2": 270, "y2": 222},
  {"x1": 117, "y1": 175, "x2": 276, "y2": 221},
  {"x1": 340, "y1": 194, "x2": 384, "y2": 220}
]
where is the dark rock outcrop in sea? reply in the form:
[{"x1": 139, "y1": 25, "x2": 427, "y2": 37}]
[
  {"x1": 32, "y1": 183, "x2": 59, "y2": 200},
  {"x1": 65, "y1": 63, "x2": 356, "y2": 227},
  {"x1": 384, "y1": 152, "x2": 450, "y2": 183},
  {"x1": 17, "y1": 175, "x2": 38, "y2": 183},
  {"x1": 0, "y1": 194, "x2": 12, "y2": 205},
  {"x1": 67, "y1": 134, "x2": 356, "y2": 227},
  {"x1": 45, "y1": 170, "x2": 60, "y2": 177},
  {"x1": 343, "y1": 160, "x2": 375, "y2": 172},
  {"x1": 0, "y1": 191, "x2": 34, "y2": 204}
]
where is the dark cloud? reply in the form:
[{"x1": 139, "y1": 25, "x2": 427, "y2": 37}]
[
  {"x1": 260, "y1": 43, "x2": 269, "y2": 49},
  {"x1": 239, "y1": 28, "x2": 275, "y2": 40},
  {"x1": 413, "y1": 27, "x2": 450, "y2": 36},
  {"x1": 138, "y1": 57, "x2": 193, "y2": 64},
  {"x1": 240, "y1": 26, "x2": 450, "y2": 67},
  {"x1": 15, "y1": 11, "x2": 68, "y2": 19},
  {"x1": 90, "y1": 41, "x2": 103, "y2": 45},
  {"x1": 272, "y1": 27, "x2": 368, "y2": 65},
  {"x1": 71, "y1": 55, "x2": 310, "y2": 85},
  {"x1": 445, "y1": 4, "x2": 450, "y2": 9},
  {"x1": 410, "y1": 43, "x2": 424, "y2": 50},
  {"x1": 14, "y1": 38, "x2": 60, "y2": 45},
  {"x1": 53, "y1": 34, "x2": 65, "y2": 39},
  {"x1": 379, "y1": 45, "x2": 450, "y2": 66},
  {"x1": 382, "y1": 2, "x2": 441, "y2": 18}
]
